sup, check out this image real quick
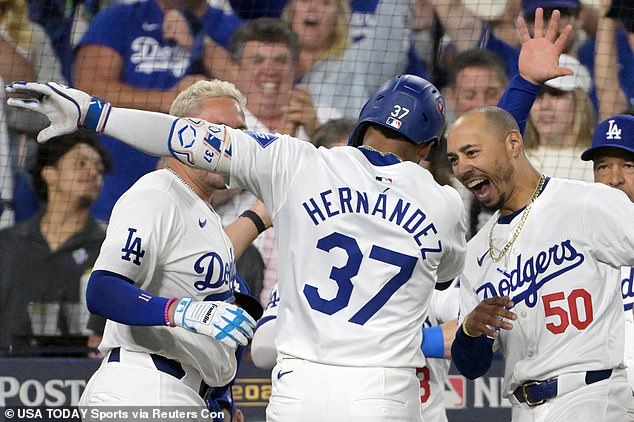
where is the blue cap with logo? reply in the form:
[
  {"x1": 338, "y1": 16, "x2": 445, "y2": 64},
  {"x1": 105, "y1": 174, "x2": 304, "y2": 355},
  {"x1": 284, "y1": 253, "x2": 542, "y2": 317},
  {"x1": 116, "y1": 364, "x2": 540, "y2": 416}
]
[
  {"x1": 581, "y1": 114, "x2": 634, "y2": 161},
  {"x1": 522, "y1": 0, "x2": 581, "y2": 15}
]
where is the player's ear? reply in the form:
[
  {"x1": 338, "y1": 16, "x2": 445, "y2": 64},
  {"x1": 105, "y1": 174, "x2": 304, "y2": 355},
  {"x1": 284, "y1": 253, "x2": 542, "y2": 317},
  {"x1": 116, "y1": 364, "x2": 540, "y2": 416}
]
[
  {"x1": 416, "y1": 140, "x2": 436, "y2": 162},
  {"x1": 505, "y1": 130, "x2": 524, "y2": 158}
]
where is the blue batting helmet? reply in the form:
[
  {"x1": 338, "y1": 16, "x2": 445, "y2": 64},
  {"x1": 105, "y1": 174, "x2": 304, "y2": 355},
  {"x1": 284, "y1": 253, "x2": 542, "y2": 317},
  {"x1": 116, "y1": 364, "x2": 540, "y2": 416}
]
[{"x1": 348, "y1": 74, "x2": 446, "y2": 147}]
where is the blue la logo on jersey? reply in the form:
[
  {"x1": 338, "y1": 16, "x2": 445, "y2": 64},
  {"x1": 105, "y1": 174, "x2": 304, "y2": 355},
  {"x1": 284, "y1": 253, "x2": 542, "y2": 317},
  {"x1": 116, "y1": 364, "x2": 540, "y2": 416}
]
[
  {"x1": 245, "y1": 131, "x2": 278, "y2": 148},
  {"x1": 266, "y1": 289, "x2": 280, "y2": 310},
  {"x1": 121, "y1": 227, "x2": 145, "y2": 265},
  {"x1": 476, "y1": 240, "x2": 585, "y2": 307}
]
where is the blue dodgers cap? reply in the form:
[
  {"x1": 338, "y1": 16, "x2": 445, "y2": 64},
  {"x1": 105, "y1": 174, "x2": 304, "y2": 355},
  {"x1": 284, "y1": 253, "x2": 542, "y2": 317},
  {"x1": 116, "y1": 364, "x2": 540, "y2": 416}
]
[
  {"x1": 522, "y1": 0, "x2": 581, "y2": 15},
  {"x1": 581, "y1": 115, "x2": 634, "y2": 161}
]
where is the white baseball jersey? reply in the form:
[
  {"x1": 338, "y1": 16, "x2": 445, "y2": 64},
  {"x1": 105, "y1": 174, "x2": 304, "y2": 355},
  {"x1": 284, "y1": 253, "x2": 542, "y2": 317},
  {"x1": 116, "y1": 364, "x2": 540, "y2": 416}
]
[
  {"x1": 418, "y1": 279, "x2": 459, "y2": 422},
  {"x1": 227, "y1": 130, "x2": 467, "y2": 368},
  {"x1": 250, "y1": 283, "x2": 280, "y2": 369},
  {"x1": 621, "y1": 267, "x2": 634, "y2": 391},
  {"x1": 94, "y1": 169, "x2": 237, "y2": 386},
  {"x1": 460, "y1": 177, "x2": 634, "y2": 398}
]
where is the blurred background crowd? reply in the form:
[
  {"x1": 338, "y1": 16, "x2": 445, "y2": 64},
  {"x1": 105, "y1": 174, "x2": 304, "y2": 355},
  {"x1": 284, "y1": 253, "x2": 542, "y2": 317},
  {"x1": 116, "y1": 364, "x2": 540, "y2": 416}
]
[{"x1": 0, "y1": 0, "x2": 632, "y2": 357}]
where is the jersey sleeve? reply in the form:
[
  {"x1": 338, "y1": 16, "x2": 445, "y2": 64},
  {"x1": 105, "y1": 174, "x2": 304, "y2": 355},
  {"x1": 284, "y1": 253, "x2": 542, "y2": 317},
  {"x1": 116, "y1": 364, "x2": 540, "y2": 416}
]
[
  {"x1": 458, "y1": 273, "x2": 480, "y2": 324},
  {"x1": 436, "y1": 188, "x2": 468, "y2": 283},
  {"x1": 582, "y1": 186, "x2": 634, "y2": 269},
  {"x1": 227, "y1": 129, "x2": 319, "y2": 216},
  {"x1": 251, "y1": 284, "x2": 279, "y2": 369},
  {"x1": 93, "y1": 187, "x2": 184, "y2": 288},
  {"x1": 432, "y1": 279, "x2": 460, "y2": 324}
]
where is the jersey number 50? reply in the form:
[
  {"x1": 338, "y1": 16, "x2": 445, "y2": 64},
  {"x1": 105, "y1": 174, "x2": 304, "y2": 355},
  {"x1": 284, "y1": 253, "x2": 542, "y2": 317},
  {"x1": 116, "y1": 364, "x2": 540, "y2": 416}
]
[
  {"x1": 542, "y1": 288, "x2": 594, "y2": 335},
  {"x1": 303, "y1": 232, "x2": 417, "y2": 325}
]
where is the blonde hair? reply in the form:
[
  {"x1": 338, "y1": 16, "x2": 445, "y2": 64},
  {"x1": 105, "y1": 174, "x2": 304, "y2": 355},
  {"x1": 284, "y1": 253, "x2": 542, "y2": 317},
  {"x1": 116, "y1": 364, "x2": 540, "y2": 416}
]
[
  {"x1": 169, "y1": 79, "x2": 247, "y2": 117},
  {"x1": 1, "y1": 0, "x2": 39, "y2": 55},
  {"x1": 570, "y1": 88, "x2": 595, "y2": 148},
  {"x1": 283, "y1": 0, "x2": 350, "y2": 60}
]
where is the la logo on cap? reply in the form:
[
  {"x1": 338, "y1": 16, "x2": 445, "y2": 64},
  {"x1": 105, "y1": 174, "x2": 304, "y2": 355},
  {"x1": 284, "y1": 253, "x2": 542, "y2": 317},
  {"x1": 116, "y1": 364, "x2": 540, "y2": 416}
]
[{"x1": 606, "y1": 119, "x2": 622, "y2": 140}]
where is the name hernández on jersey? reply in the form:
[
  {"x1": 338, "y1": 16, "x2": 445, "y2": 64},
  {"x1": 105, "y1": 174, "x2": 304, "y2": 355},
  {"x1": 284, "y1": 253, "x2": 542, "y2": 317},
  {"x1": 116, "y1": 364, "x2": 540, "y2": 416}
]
[
  {"x1": 301, "y1": 187, "x2": 443, "y2": 260},
  {"x1": 476, "y1": 240, "x2": 585, "y2": 308}
]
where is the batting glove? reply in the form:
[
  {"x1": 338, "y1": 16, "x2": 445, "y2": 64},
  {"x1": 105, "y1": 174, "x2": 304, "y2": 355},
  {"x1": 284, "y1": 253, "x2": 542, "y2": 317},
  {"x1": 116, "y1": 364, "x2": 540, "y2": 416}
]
[
  {"x1": 5, "y1": 81, "x2": 111, "y2": 143},
  {"x1": 173, "y1": 297, "x2": 256, "y2": 348}
]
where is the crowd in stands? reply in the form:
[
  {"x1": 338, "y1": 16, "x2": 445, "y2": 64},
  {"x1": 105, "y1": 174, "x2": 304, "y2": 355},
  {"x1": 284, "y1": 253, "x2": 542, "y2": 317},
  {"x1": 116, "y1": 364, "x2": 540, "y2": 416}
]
[{"x1": 0, "y1": 0, "x2": 632, "y2": 363}]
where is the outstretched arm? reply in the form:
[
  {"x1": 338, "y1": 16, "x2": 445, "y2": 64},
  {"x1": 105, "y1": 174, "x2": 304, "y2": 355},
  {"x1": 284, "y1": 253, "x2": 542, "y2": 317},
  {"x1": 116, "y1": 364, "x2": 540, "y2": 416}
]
[{"x1": 6, "y1": 81, "x2": 232, "y2": 175}]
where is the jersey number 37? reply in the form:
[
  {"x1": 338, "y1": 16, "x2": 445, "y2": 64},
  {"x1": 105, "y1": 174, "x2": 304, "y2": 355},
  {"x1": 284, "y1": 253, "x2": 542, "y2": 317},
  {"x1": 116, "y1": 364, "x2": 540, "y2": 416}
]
[{"x1": 303, "y1": 232, "x2": 417, "y2": 325}]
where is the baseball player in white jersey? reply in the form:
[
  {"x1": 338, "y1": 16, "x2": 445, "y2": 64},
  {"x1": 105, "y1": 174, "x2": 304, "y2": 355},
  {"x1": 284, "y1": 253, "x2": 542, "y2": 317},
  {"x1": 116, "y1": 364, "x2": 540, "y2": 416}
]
[
  {"x1": 446, "y1": 105, "x2": 634, "y2": 422},
  {"x1": 50, "y1": 80, "x2": 265, "y2": 414},
  {"x1": 7, "y1": 73, "x2": 467, "y2": 421},
  {"x1": 252, "y1": 280, "x2": 459, "y2": 422},
  {"x1": 250, "y1": 282, "x2": 279, "y2": 369},
  {"x1": 580, "y1": 114, "x2": 634, "y2": 397},
  {"x1": 417, "y1": 280, "x2": 459, "y2": 422}
]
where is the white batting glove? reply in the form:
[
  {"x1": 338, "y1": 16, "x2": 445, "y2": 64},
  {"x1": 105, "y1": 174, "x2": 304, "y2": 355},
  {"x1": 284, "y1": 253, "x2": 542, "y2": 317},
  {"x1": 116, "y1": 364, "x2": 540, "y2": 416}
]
[
  {"x1": 5, "y1": 81, "x2": 111, "y2": 143},
  {"x1": 173, "y1": 297, "x2": 256, "y2": 348}
]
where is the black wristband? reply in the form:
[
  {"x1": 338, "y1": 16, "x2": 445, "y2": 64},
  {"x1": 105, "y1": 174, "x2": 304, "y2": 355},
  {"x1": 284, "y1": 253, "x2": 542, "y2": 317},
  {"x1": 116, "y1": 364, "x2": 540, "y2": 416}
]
[{"x1": 240, "y1": 210, "x2": 266, "y2": 234}]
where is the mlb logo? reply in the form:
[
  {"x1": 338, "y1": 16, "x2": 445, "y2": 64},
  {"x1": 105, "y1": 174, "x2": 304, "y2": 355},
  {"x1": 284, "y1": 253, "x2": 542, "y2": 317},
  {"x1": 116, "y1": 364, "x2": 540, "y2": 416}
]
[
  {"x1": 444, "y1": 375, "x2": 466, "y2": 409},
  {"x1": 386, "y1": 117, "x2": 402, "y2": 129}
]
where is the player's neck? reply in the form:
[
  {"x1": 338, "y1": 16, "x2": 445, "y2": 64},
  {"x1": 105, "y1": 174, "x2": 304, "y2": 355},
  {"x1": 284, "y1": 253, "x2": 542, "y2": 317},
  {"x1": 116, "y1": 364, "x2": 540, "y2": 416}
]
[
  {"x1": 167, "y1": 167, "x2": 213, "y2": 203},
  {"x1": 499, "y1": 169, "x2": 544, "y2": 216}
]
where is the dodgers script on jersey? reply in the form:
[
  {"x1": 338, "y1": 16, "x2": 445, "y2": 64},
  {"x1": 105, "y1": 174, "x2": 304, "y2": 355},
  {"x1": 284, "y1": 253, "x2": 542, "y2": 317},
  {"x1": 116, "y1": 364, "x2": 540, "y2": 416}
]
[
  {"x1": 93, "y1": 169, "x2": 238, "y2": 386},
  {"x1": 459, "y1": 177, "x2": 634, "y2": 397},
  {"x1": 225, "y1": 129, "x2": 466, "y2": 367}
]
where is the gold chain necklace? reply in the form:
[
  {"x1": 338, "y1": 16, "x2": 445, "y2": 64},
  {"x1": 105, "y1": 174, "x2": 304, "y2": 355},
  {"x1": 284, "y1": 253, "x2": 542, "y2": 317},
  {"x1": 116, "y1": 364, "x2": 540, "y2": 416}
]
[{"x1": 488, "y1": 174, "x2": 546, "y2": 262}]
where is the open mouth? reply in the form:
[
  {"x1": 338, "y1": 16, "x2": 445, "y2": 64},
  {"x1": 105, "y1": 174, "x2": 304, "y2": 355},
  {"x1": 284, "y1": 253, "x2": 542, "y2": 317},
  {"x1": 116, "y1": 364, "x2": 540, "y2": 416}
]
[
  {"x1": 260, "y1": 81, "x2": 279, "y2": 94},
  {"x1": 466, "y1": 177, "x2": 491, "y2": 202},
  {"x1": 303, "y1": 16, "x2": 320, "y2": 27}
]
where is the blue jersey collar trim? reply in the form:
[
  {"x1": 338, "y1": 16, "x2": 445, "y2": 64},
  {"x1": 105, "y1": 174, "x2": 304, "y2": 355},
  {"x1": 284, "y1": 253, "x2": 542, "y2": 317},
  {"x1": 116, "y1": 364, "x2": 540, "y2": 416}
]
[
  {"x1": 498, "y1": 176, "x2": 550, "y2": 224},
  {"x1": 357, "y1": 146, "x2": 402, "y2": 166}
]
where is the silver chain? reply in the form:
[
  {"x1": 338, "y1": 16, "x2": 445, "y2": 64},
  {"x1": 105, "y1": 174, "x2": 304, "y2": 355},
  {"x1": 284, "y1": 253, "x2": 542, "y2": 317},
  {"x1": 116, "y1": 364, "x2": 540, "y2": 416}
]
[
  {"x1": 167, "y1": 167, "x2": 200, "y2": 199},
  {"x1": 488, "y1": 174, "x2": 546, "y2": 262}
]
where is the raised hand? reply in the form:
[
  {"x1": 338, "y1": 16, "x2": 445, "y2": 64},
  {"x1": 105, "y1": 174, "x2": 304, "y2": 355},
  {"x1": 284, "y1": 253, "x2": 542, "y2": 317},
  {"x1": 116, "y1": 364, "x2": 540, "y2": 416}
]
[
  {"x1": 172, "y1": 297, "x2": 256, "y2": 348},
  {"x1": 517, "y1": 8, "x2": 574, "y2": 85}
]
